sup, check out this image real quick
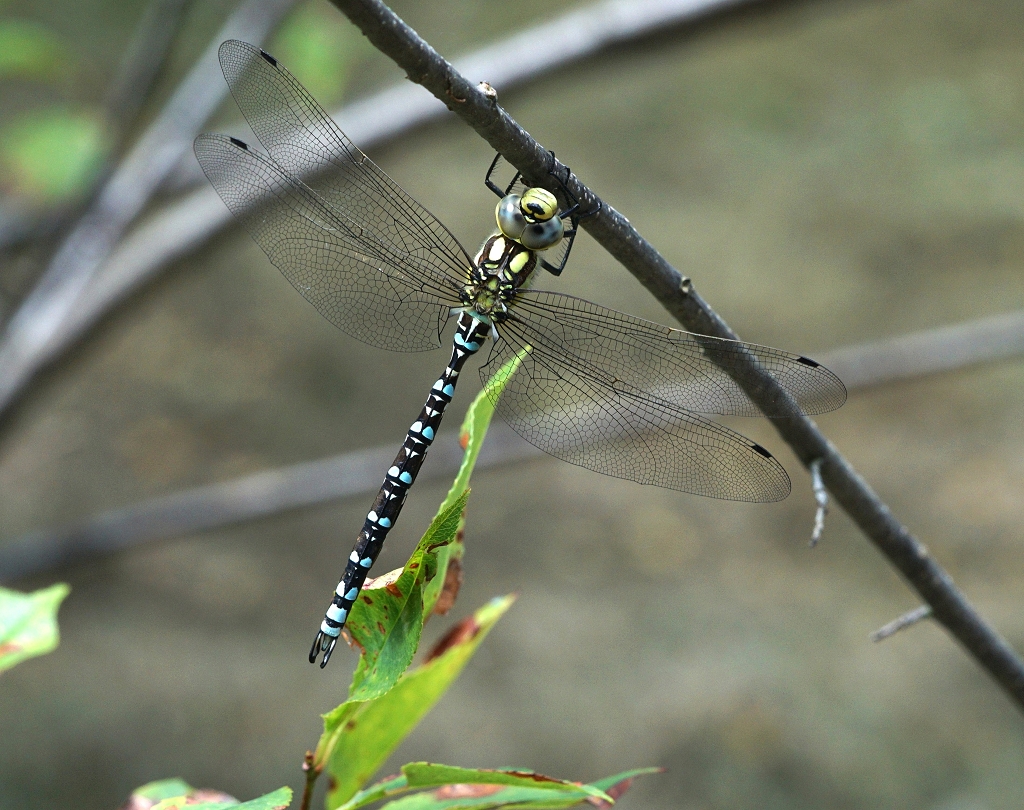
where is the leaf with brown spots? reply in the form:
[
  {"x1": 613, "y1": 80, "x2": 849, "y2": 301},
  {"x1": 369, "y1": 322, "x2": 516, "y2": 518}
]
[
  {"x1": 421, "y1": 352, "x2": 524, "y2": 619},
  {"x1": 332, "y1": 764, "x2": 659, "y2": 810},
  {"x1": 431, "y1": 556, "x2": 463, "y2": 617},
  {"x1": 319, "y1": 597, "x2": 515, "y2": 809},
  {"x1": 424, "y1": 612, "x2": 481, "y2": 663},
  {"x1": 346, "y1": 490, "x2": 469, "y2": 703},
  {"x1": 433, "y1": 785, "x2": 504, "y2": 800},
  {"x1": 403, "y1": 764, "x2": 609, "y2": 801},
  {"x1": 120, "y1": 780, "x2": 291, "y2": 810}
]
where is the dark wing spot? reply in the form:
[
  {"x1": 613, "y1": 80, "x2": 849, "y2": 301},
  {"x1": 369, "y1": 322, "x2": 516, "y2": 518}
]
[
  {"x1": 229, "y1": 137, "x2": 249, "y2": 150},
  {"x1": 751, "y1": 443, "x2": 773, "y2": 459},
  {"x1": 796, "y1": 356, "x2": 820, "y2": 368},
  {"x1": 259, "y1": 50, "x2": 278, "y2": 67}
]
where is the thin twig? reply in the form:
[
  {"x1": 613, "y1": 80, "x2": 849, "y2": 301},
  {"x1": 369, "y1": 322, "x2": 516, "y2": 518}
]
[
  {"x1": 326, "y1": 0, "x2": 1024, "y2": 710},
  {"x1": 870, "y1": 606, "x2": 933, "y2": 642},
  {"x1": 0, "y1": 0, "x2": 191, "y2": 260},
  {"x1": 808, "y1": 458, "x2": 827, "y2": 548},
  {"x1": 0, "y1": 0, "x2": 299, "y2": 423},
  {"x1": 103, "y1": 0, "x2": 195, "y2": 149},
  {"x1": 819, "y1": 311, "x2": 1024, "y2": 390},
  {"x1": 0, "y1": 422, "x2": 536, "y2": 582},
  {"x1": 299, "y1": 750, "x2": 319, "y2": 810}
]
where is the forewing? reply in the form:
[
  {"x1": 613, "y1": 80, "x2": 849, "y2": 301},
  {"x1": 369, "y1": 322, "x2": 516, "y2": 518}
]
[
  {"x1": 511, "y1": 291, "x2": 847, "y2": 417},
  {"x1": 480, "y1": 320, "x2": 792, "y2": 502},
  {"x1": 216, "y1": 40, "x2": 474, "y2": 286},
  {"x1": 194, "y1": 133, "x2": 461, "y2": 351}
]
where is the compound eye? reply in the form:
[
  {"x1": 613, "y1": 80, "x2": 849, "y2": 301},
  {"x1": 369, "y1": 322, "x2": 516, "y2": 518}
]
[
  {"x1": 521, "y1": 216, "x2": 564, "y2": 250},
  {"x1": 520, "y1": 188, "x2": 559, "y2": 222},
  {"x1": 496, "y1": 194, "x2": 526, "y2": 238}
]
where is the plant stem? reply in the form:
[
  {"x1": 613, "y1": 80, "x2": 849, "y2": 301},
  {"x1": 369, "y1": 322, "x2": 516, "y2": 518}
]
[{"x1": 300, "y1": 750, "x2": 320, "y2": 810}]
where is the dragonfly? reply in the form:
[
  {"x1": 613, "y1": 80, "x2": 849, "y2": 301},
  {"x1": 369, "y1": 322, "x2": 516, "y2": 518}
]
[{"x1": 195, "y1": 40, "x2": 846, "y2": 667}]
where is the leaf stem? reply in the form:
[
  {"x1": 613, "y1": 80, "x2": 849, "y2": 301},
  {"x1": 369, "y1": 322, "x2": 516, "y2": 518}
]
[{"x1": 300, "y1": 750, "x2": 320, "y2": 810}]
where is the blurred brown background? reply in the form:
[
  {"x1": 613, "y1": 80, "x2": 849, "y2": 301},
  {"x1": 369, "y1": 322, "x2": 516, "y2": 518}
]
[{"x1": 1, "y1": 0, "x2": 1024, "y2": 808}]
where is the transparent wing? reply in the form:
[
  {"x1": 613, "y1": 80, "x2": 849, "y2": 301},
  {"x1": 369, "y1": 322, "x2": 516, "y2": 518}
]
[
  {"x1": 216, "y1": 39, "x2": 474, "y2": 287},
  {"x1": 480, "y1": 320, "x2": 792, "y2": 502},
  {"x1": 509, "y1": 291, "x2": 847, "y2": 417},
  {"x1": 194, "y1": 133, "x2": 463, "y2": 351}
]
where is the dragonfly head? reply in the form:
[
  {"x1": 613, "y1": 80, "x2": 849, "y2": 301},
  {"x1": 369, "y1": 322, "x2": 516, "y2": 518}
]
[{"x1": 496, "y1": 189, "x2": 564, "y2": 251}]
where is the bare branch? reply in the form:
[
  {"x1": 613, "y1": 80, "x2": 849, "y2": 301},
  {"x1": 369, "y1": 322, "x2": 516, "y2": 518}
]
[
  {"x1": 870, "y1": 606, "x2": 934, "y2": 643},
  {"x1": 0, "y1": 422, "x2": 537, "y2": 582},
  {"x1": 2, "y1": 310, "x2": 1023, "y2": 581},
  {"x1": 325, "y1": 0, "x2": 1024, "y2": 709},
  {"x1": 0, "y1": 0, "x2": 299, "y2": 422},
  {"x1": 818, "y1": 311, "x2": 1024, "y2": 390},
  {"x1": 0, "y1": 0, "x2": 770, "y2": 425},
  {"x1": 103, "y1": 0, "x2": 195, "y2": 144}
]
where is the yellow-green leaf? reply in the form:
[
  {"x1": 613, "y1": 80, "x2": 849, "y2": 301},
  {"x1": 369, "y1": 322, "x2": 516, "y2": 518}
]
[
  {"x1": 0, "y1": 21, "x2": 69, "y2": 82},
  {"x1": 0, "y1": 583, "x2": 69, "y2": 672},
  {"x1": 1, "y1": 108, "x2": 106, "y2": 202},
  {"x1": 422, "y1": 349, "x2": 526, "y2": 616},
  {"x1": 323, "y1": 595, "x2": 516, "y2": 810}
]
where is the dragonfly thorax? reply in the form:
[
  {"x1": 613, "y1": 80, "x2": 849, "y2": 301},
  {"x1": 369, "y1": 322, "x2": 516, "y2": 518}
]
[{"x1": 462, "y1": 233, "x2": 539, "y2": 321}]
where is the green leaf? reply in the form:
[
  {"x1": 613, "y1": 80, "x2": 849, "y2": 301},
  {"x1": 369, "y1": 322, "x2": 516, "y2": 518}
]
[
  {"x1": 323, "y1": 595, "x2": 516, "y2": 810},
  {"x1": 345, "y1": 349, "x2": 525, "y2": 701},
  {"x1": 0, "y1": 583, "x2": 69, "y2": 672},
  {"x1": 331, "y1": 773, "x2": 408, "y2": 810},
  {"x1": 354, "y1": 765, "x2": 659, "y2": 810},
  {"x1": 588, "y1": 767, "x2": 663, "y2": 799},
  {"x1": 422, "y1": 349, "x2": 525, "y2": 617},
  {"x1": 0, "y1": 21, "x2": 69, "y2": 82},
  {"x1": 319, "y1": 350, "x2": 526, "y2": 807},
  {"x1": 378, "y1": 785, "x2": 588, "y2": 810},
  {"x1": 128, "y1": 779, "x2": 195, "y2": 802},
  {"x1": 345, "y1": 490, "x2": 470, "y2": 702},
  {"x1": 0, "y1": 108, "x2": 107, "y2": 202},
  {"x1": 404, "y1": 765, "x2": 611, "y2": 803},
  {"x1": 149, "y1": 786, "x2": 292, "y2": 810}
]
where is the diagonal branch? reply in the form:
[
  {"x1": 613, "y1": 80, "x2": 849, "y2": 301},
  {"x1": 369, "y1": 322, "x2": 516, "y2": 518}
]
[
  {"x1": 327, "y1": 0, "x2": 1024, "y2": 710},
  {"x1": 102, "y1": 0, "x2": 195, "y2": 151},
  {"x1": 0, "y1": 0, "x2": 769, "y2": 430}
]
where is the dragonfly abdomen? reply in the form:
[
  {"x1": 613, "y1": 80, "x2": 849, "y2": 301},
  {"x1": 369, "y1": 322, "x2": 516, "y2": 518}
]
[{"x1": 310, "y1": 312, "x2": 491, "y2": 667}]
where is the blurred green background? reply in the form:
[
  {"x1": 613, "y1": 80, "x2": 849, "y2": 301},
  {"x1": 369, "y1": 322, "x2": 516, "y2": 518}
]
[{"x1": 2, "y1": 0, "x2": 1024, "y2": 808}]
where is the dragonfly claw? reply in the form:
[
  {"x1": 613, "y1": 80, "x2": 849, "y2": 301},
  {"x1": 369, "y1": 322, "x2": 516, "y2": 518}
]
[{"x1": 309, "y1": 631, "x2": 338, "y2": 668}]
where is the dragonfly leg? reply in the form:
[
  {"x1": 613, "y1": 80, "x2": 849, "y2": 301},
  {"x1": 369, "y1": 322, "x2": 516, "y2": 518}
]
[{"x1": 484, "y1": 152, "x2": 523, "y2": 199}]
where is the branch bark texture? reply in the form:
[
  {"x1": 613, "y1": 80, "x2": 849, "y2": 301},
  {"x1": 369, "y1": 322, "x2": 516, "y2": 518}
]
[{"x1": 327, "y1": 0, "x2": 1024, "y2": 709}]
